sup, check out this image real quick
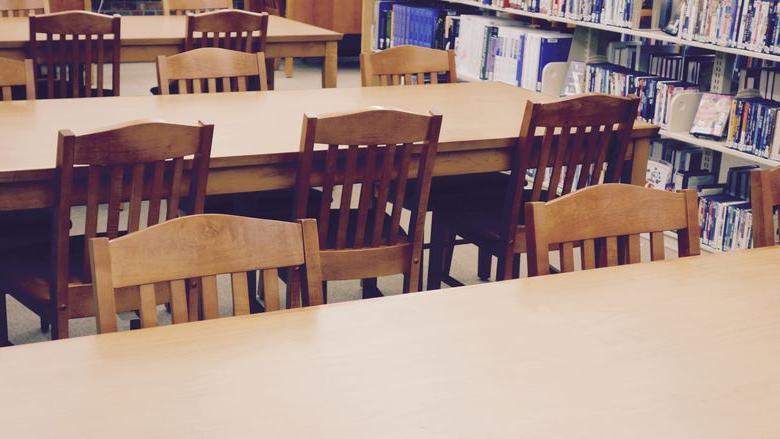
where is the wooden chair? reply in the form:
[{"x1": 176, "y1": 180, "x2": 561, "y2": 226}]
[
  {"x1": 163, "y1": 0, "x2": 230, "y2": 15},
  {"x1": 360, "y1": 45, "x2": 457, "y2": 87},
  {"x1": 28, "y1": 11, "x2": 121, "y2": 99},
  {"x1": 156, "y1": 47, "x2": 268, "y2": 94},
  {"x1": 427, "y1": 94, "x2": 641, "y2": 287},
  {"x1": 525, "y1": 184, "x2": 701, "y2": 276},
  {"x1": 184, "y1": 9, "x2": 269, "y2": 53},
  {"x1": 0, "y1": 120, "x2": 213, "y2": 341},
  {"x1": 0, "y1": 0, "x2": 47, "y2": 16},
  {"x1": 0, "y1": 57, "x2": 35, "y2": 101},
  {"x1": 292, "y1": 108, "x2": 442, "y2": 298},
  {"x1": 751, "y1": 167, "x2": 780, "y2": 247},
  {"x1": 244, "y1": 0, "x2": 294, "y2": 78},
  {"x1": 89, "y1": 214, "x2": 324, "y2": 333}
]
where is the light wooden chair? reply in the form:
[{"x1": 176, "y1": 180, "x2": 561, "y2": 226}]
[
  {"x1": 0, "y1": 57, "x2": 35, "y2": 101},
  {"x1": 427, "y1": 94, "x2": 641, "y2": 287},
  {"x1": 0, "y1": 0, "x2": 47, "y2": 16},
  {"x1": 28, "y1": 11, "x2": 121, "y2": 99},
  {"x1": 360, "y1": 45, "x2": 457, "y2": 87},
  {"x1": 156, "y1": 47, "x2": 268, "y2": 94},
  {"x1": 185, "y1": 9, "x2": 269, "y2": 53},
  {"x1": 292, "y1": 108, "x2": 442, "y2": 299},
  {"x1": 163, "y1": 0, "x2": 231, "y2": 15},
  {"x1": 525, "y1": 184, "x2": 701, "y2": 276},
  {"x1": 751, "y1": 167, "x2": 780, "y2": 247},
  {"x1": 89, "y1": 214, "x2": 324, "y2": 333},
  {"x1": 0, "y1": 120, "x2": 214, "y2": 341}
]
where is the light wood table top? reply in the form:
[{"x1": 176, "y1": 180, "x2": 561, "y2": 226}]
[
  {"x1": 0, "y1": 14, "x2": 342, "y2": 48},
  {"x1": 0, "y1": 82, "x2": 653, "y2": 176},
  {"x1": 1, "y1": 247, "x2": 779, "y2": 437}
]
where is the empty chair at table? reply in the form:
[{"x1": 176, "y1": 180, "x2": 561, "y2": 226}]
[
  {"x1": 751, "y1": 167, "x2": 780, "y2": 247},
  {"x1": 185, "y1": 9, "x2": 269, "y2": 53},
  {"x1": 156, "y1": 47, "x2": 268, "y2": 94},
  {"x1": 291, "y1": 108, "x2": 442, "y2": 299},
  {"x1": 163, "y1": 0, "x2": 231, "y2": 15},
  {"x1": 0, "y1": 120, "x2": 214, "y2": 341},
  {"x1": 360, "y1": 45, "x2": 457, "y2": 87},
  {"x1": 28, "y1": 11, "x2": 121, "y2": 99},
  {"x1": 0, "y1": 0, "x2": 47, "y2": 16},
  {"x1": 89, "y1": 214, "x2": 324, "y2": 333},
  {"x1": 427, "y1": 94, "x2": 641, "y2": 287},
  {"x1": 0, "y1": 57, "x2": 35, "y2": 101},
  {"x1": 525, "y1": 184, "x2": 701, "y2": 276}
]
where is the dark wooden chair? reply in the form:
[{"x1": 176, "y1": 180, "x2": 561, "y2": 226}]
[
  {"x1": 751, "y1": 167, "x2": 780, "y2": 247},
  {"x1": 291, "y1": 108, "x2": 442, "y2": 301},
  {"x1": 156, "y1": 47, "x2": 268, "y2": 94},
  {"x1": 0, "y1": 120, "x2": 213, "y2": 342},
  {"x1": 0, "y1": 0, "x2": 46, "y2": 17},
  {"x1": 163, "y1": 0, "x2": 231, "y2": 15},
  {"x1": 525, "y1": 184, "x2": 701, "y2": 276},
  {"x1": 427, "y1": 94, "x2": 641, "y2": 287},
  {"x1": 89, "y1": 215, "x2": 324, "y2": 333},
  {"x1": 360, "y1": 45, "x2": 457, "y2": 86},
  {"x1": 28, "y1": 11, "x2": 120, "y2": 99}
]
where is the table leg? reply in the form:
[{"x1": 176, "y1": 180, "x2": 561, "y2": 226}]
[
  {"x1": 321, "y1": 41, "x2": 338, "y2": 88},
  {"x1": 630, "y1": 137, "x2": 650, "y2": 186}
]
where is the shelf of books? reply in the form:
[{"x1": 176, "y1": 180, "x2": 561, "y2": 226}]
[{"x1": 362, "y1": 0, "x2": 777, "y2": 252}]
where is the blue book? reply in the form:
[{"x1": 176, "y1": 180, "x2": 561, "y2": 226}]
[
  {"x1": 535, "y1": 35, "x2": 573, "y2": 92},
  {"x1": 515, "y1": 34, "x2": 526, "y2": 86}
]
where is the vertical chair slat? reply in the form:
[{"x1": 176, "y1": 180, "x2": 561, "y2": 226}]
[
  {"x1": 138, "y1": 283, "x2": 158, "y2": 329},
  {"x1": 167, "y1": 158, "x2": 184, "y2": 220},
  {"x1": 207, "y1": 78, "x2": 217, "y2": 93},
  {"x1": 581, "y1": 239, "x2": 596, "y2": 270},
  {"x1": 561, "y1": 126, "x2": 585, "y2": 196},
  {"x1": 371, "y1": 144, "x2": 396, "y2": 246},
  {"x1": 388, "y1": 144, "x2": 412, "y2": 245},
  {"x1": 127, "y1": 163, "x2": 145, "y2": 233},
  {"x1": 604, "y1": 236, "x2": 618, "y2": 267},
  {"x1": 230, "y1": 272, "x2": 250, "y2": 316},
  {"x1": 106, "y1": 165, "x2": 124, "y2": 239},
  {"x1": 429, "y1": 73, "x2": 438, "y2": 84},
  {"x1": 71, "y1": 35, "x2": 80, "y2": 97},
  {"x1": 354, "y1": 144, "x2": 378, "y2": 248},
  {"x1": 96, "y1": 34, "x2": 104, "y2": 97},
  {"x1": 577, "y1": 127, "x2": 599, "y2": 189},
  {"x1": 147, "y1": 161, "x2": 165, "y2": 226},
  {"x1": 192, "y1": 79, "x2": 202, "y2": 93},
  {"x1": 200, "y1": 275, "x2": 219, "y2": 320},
  {"x1": 169, "y1": 279, "x2": 189, "y2": 324},
  {"x1": 592, "y1": 126, "x2": 612, "y2": 183},
  {"x1": 222, "y1": 76, "x2": 231, "y2": 92},
  {"x1": 559, "y1": 242, "x2": 574, "y2": 273},
  {"x1": 262, "y1": 268, "x2": 280, "y2": 312},
  {"x1": 650, "y1": 231, "x2": 665, "y2": 261},
  {"x1": 84, "y1": 35, "x2": 93, "y2": 92},
  {"x1": 626, "y1": 234, "x2": 641, "y2": 264},
  {"x1": 531, "y1": 128, "x2": 555, "y2": 201},
  {"x1": 318, "y1": 144, "x2": 339, "y2": 247},
  {"x1": 336, "y1": 145, "x2": 358, "y2": 249}
]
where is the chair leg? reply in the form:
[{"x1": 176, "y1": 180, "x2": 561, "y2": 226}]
[
  {"x1": 361, "y1": 278, "x2": 382, "y2": 299},
  {"x1": 53, "y1": 308, "x2": 68, "y2": 340},
  {"x1": 39, "y1": 316, "x2": 49, "y2": 333},
  {"x1": 0, "y1": 293, "x2": 10, "y2": 347},
  {"x1": 477, "y1": 246, "x2": 492, "y2": 281},
  {"x1": 512, "y1": 253, "x2": 521, "y2": 278},
  {"x1": 427, "y1": 210, "x2": 451, "y2": 290},
  {"x1": 284, "y1": 58, "x2": 294, "y2": 78}
]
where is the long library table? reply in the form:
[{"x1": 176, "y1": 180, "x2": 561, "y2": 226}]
[
  {"x1": 1, "y1": 247, "x2": 779, "y2": 437},
  {"x1": 0, "y1": 82, "x2": 658, "y2": 211},
  {"x1": 0, "y1": 15, "x2": 342, "y2": 88}
]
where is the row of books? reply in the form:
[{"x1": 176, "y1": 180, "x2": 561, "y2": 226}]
[
  {"x1": 645, "y1": 139, "x2": 721, "y2": 192},
  {"x1": 455, "y1": 15, "x2": 573, "y2": 89},
  {"x1": 698, "y1": 166, "x2": 759, "y2": 251},
  {"x1": 501, "y1": 0, "x2": 652, "y2": 28},
  {"x1": 675, "y1": 0, "x2": 780, "y2": 54},
  {"x1": 725, "y1": 96, "x2": 780, "y2": 159},
  {"x1": 370, "y1": 2, "x2": 460, "y2": 51}
]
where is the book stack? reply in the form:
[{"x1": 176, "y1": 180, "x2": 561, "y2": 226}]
[
  {"x1": 725, "y1": 96, "x2": 780, "y2": 160},
  {"x1": 698, "y1": 165, "x2": 758, "y2": 251},
  {"x1": 676, "y1": 0, "x2": 780, "y2": 54},
  {"x1": 456, "y1": 15, "x2": 573, "y2": 90}
]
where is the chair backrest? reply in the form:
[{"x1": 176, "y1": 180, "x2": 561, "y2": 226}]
[
  {"x1": 89, "y1": 214, "x2": 324, "y2": 333},
  {"x1": 360, "y1": 45, "x2": 457, "y2": 87},
  {"x1": 500, "y1": 94, "x2": 639, "y2": 240},
  {"x1": 244, "y1": 0, "x2": 280, "y2": 14},
  {"x1": 156, "y1": 47, "x2": 268, "y2": 94},
  {"x1": 28, "y1": 11, "x2": 120, "y2": 99},
  {"x1": 163, "y1": 0, "x2": 231, "y2": 15},
  {"x1": 185, "y1": 9, "x2": 268, "y2": 53},
  {"x1": 525, "y1": 184, "x2": 701, "y2": 276},
  {"x1": 751, "y1": 167, "x2": 780, "y2": 247},
  {"x1": 0, "y1": 57, "x2": 35, "y2": 100},
  {"x1": 292, "y1": 109, "x2": 442, "y2": 288},
  {"x1": 0, "y1": 0, "x2": 47, "y2": 16},
  {"x1": 53, "y1": 120, "x2": 214, "y2": 297}
]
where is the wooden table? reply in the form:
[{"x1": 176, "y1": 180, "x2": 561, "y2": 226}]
[
  {"x1": 0, "y1": 82, "x2": 658, "y2": 211},
  {"x1": 0, "y1": 15, "x2": 342, "y2": 88},
  {"x1": 1, "y1": 247, "x2": 779, "y2": 437}
]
